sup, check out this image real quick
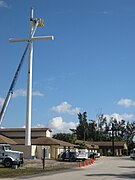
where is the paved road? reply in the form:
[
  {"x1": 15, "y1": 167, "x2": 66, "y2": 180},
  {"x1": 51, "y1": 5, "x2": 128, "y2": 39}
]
[{"x1": 6, "y1": 156, "x2": 135, "y2": 180}]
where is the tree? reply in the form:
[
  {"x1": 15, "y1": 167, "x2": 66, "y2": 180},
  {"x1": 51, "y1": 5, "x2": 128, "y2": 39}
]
[
  {"x1": 53, "y1": 133, "x2": 76, "y2": 144},
  {"x1": 88, "y1": 120, "x2": 97, "y2": 141},
  {"x1": 53, "y1": 111, "x2": 135, "y2": 152},
  {"x1": 96, "y1": 114, "x2": 108, "y2": 141},
  {"x1": 125, "y1": 121, "x2": 135, "y2": 151},
  {"x1": 76, "y1": 112, "x2": 89, "y2": 141},
  {"x1": 117, "y1": 120, "x2": 126, "y2": 140}
]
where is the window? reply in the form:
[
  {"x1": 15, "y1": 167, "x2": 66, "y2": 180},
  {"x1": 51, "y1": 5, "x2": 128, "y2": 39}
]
[
  {"x1": 0, "y1": 146, "x2": 4, "y2": 151},
  {"x1": 4, "y1": 146, "x2": 11, "y2": 150}
]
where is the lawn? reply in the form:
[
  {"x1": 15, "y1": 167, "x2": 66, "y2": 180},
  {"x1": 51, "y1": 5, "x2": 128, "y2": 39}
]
[
  {"x1": 0, "y1": 166, "x2": 44, "y2": 178},
  {"x1": 0, "y1": 166, "x2": 67, "y2": 178}
]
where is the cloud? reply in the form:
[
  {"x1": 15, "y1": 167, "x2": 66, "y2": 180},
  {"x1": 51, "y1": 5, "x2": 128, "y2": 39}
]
[
  {"x1": 12, "y1": 89, "x2": 44, "y2": 98},
  {"x1": 48, "y1": 116, "x2": 77, "y2": 134},
  {"x1": 52, "y1": 102, "x2": 80, "y2": 115},
  {"x1": 12, "y1": 89, "x2": 26, "y2": 98},
  {"x1": 32, "y1": 91, "x2": 44, "y2": 97},
  {"x1": 0, "y1": 1, "x2": 10, "y2": 8},
  {"x1": 104, "y1": 113, "x2": 134, "y2": 122},
  {"x1": 117, "y1": 98, "x2": 135, "y2": 107},
  {"x1": 33, "y1": 123, "x2": 45, "y2": 128},
  {"x1": 0, "y1": 97, "x2": 4, "y2": 107},
  {"x1": 0, "y1": 89, "x2": 44, "y2": 106},
  {"x1": 99, "y1": 11, "x2": 112, "y2": 15},
  {"x1": 90, "y1": 10, "x2": 112, "y2": 16}
]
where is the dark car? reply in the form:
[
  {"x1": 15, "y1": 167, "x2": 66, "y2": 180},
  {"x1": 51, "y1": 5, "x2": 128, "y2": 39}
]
[
  {"x1": 58, "y1": 151, "x2": 77, "y2": 161},
  {"x1": 88, "y1": 152, "x2": 100, "y2": 159}
]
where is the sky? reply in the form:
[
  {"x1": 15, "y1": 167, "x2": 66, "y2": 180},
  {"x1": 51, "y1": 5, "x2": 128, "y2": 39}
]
[{"x1": 0, "y1": 0, "x2": 135, "y2": 134}]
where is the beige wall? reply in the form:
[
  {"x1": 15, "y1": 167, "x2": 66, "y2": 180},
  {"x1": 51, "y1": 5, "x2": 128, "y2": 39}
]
[
  {"x1": 31, "y1": 145, "x2": 37, "y2": 156},
  {"x1": 2, "y1": 131, "x2": 24, "y2": 138},
  {"x1": 11, "y1": 145, "x2": 86, "y2": 160},
  {"x1": 51, "y1": 146, "x2": 64, "y2": 159},
  {"x1": 12, "y1": 145, "x2": 32, "y2": 159},
  {"x1": 0, "y1": 129, "x2": 51, "y2": 138},
  {"x1": 12, "y1": 145, "x2": 53, "y2": 159},
  {"x1": 46, "y1": 130, "x2": 51, "y2": 137},
  {"x1": 31, "y1": 131, "x2": 48, "y2": 138},
  {"x1": 36, "y1": 146, "x2": 42, "y2": 159},
  {"x1": 12, "y1": 145, "x2": 39, "y2": 159}
]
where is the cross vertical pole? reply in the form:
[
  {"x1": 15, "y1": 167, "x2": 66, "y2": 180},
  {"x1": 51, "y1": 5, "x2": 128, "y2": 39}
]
[
  {"x1": 25, "y1": 8, "x2": 34, "y2": 146},
  {"x1": 9, "y1": 8, "x2": 54, "y2": 147}
]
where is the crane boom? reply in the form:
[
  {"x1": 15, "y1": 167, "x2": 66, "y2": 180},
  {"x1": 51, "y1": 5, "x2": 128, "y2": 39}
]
[
  {"x1": 0, "y1": 20, "x2": 39, "y2": 127},
  {"x1": 0, "y1": 43, "x2": 29, "y2": 126}
]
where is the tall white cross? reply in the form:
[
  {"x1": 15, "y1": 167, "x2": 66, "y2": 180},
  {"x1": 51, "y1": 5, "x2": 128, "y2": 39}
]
[{"x1": 9, "y1": 8, "x2": 54, "y2": 146}]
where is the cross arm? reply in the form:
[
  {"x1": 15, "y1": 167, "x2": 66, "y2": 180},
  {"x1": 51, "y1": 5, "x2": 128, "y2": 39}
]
[{"x1": 9, "y1": 36, "x2": 54, "y2": 43}]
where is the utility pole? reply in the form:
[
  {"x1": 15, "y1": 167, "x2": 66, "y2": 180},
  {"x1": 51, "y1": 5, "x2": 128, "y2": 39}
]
[
  {"x1": 112, "y1": 123, "x2": 115, "y2": 156},
  {"x1": 108, "y1": 122, "x2": 116, "y2": 156},
  {"x1": 9, "y1": 8, "x2": 54, "y2": 146}
]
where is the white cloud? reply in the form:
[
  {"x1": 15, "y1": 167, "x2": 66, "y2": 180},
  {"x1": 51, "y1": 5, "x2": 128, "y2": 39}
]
[
  {"x1": 117, "y1": 98, "x2": 135, "y2": 107},
  {"x1": 90, "y1": 10, "x2": 112, "y2": 16},
  {"x1": 33, "y1": 123, "x2": 45, "y2": 128},
  {"x1": 52, "y1": 101, "x2": 80, "y2": 115},
  {"x1": 0, "y1": 97, "x2": 4, "y2": 107},
  {"x1": 0, "y1": 1, "x2": 10, "y2": 8},
  {"x1": 120, "y1": 113, "x2": 134, "y2": 120},
  {"x1": 104, "y1": 113, "x2": 134, "y2": 122},
  {"x1": 12, "y1": 89, "x2": 26, "y2": 98},
  {"x1": 0, "y1": 89, "x2": 44, "y2": 107},
  {"x1": 32, "y1": 91, "x2": 44, "y2": 97},
  {"x1": 48, "y1": 116, "x2": 77, "y2": 134},
  {"x1": 12, "y1": 89, "x2": 44, "y2": 98},
  {"x1": 0, "y1": 126, "x2": 5, "y2": 129}
]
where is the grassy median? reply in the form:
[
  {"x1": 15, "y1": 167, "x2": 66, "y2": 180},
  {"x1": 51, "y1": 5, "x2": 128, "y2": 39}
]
[{"x1": 0, "y1": 166, "x2": 67, "y2": 178}]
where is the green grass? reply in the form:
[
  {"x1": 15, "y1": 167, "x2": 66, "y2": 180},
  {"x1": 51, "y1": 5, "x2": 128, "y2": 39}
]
[{"x1": 0, "y1": 166, "x2": 67, "y2": 178}]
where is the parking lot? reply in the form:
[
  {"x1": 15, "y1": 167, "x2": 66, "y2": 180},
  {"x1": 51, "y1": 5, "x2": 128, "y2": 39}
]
[
  {"x1": 6, "y1": 156, "x2": 135, "y2": 180},
  {"x1": 85, "y1": 156, "x2": 135, "y2": 179},
  {"x1": 25, "y1": 156, "x2": 135, "y2": 180}
]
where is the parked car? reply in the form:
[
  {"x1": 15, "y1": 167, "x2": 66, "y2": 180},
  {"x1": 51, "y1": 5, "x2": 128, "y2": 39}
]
[
  {"x1": 58, "y1": 150, "x2": 88, "y2": 162},
  {"x1": 58, "y1": 151, "x2": 77, "y2": 161},
  {"x1": 88, "y1": 152, "x2": 100, "y2": 159},
  {"x1": 76, "y1": 151, "x2": 88, "y2": 161},
  {"x1": 130, "y1": 149, "x2": 135, "y2": 160}
]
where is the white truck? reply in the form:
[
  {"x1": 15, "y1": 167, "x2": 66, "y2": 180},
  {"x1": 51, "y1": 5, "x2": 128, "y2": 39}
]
[{"x1": 0, "y1": 144, "x2": 24, "y2": 167}]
